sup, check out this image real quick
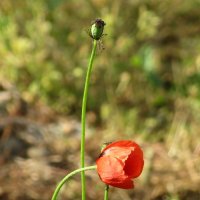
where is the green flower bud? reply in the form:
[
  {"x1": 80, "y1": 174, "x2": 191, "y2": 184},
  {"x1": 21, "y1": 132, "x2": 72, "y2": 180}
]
[{"x1": 90, "y1": 19, "x2": 106, "y2": 40}]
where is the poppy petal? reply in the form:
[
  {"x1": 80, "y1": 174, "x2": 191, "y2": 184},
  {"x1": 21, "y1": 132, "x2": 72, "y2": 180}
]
[
  {"x1": 124, "y1": 151, "x2": 144, "y2": 178},
  {"x1": 108, "y1": 178, "x2": 134, "y2": 189},
  {"x1": 103, "y1": 147, "x2": 132, "y2": 162},
  {"x1": 102, "y1": 140, "x2": 138, "y2": 153},
  {"x1": 96, "y1": 156, "x2": 126, "y2": 183}
]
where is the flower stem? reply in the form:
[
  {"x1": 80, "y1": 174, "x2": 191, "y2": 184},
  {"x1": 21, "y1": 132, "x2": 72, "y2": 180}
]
[
  {"x1": 104, "y1": 185, "x2": 109, "y2": 200},
  {"x1": 51, "y1": 165, "x2": 97, "y2": 200},
  {"x1": 81, "y1": 39, "x2": 97, "y2": 200}
]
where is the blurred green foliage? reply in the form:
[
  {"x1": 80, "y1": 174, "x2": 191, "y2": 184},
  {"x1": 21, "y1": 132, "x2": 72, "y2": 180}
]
[{"x1": 1, "y1": 0, "x2": 200, "y2": 139}]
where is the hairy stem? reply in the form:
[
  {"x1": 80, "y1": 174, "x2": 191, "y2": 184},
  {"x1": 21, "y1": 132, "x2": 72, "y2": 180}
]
[
  {"x1": 81, "y1": 39, "x2": 97, "y2": 200},
  {"x1": 51, "y1": 165, "x2": 97, "y2": 200}
]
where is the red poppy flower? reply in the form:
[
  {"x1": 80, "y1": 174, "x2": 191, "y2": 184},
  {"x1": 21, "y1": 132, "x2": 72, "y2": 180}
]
[{"x1": 96, "y1": 140, "x2": 144, "y2": 189}]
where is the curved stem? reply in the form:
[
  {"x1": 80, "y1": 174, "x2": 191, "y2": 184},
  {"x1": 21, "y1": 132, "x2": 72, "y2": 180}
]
[
  {"x1": 51, "y1": 165, "x2": 97, "y2": 200},
  {"x1": 104, "y1": 185, "x2": 109, "y2": 200},
  {"x1": 81, "y1": 39, "x2": 97, "y2": 200}
]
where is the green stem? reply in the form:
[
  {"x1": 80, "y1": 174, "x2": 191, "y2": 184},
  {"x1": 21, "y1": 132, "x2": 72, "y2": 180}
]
[
  {"x1": 51, "y1": 165, "x2": 97, "y2": 200},
  {"x1": 104, "y1": 185, "x2": 109, "y2": 200},
  {"x1": 81, "y1": 39, "x2": 97, "y2": 200}
]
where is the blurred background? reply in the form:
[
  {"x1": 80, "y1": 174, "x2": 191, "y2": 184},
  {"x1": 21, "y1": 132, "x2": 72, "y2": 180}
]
[{"x1": 0, "y1": 0, "x2": 200, "y2": 199}]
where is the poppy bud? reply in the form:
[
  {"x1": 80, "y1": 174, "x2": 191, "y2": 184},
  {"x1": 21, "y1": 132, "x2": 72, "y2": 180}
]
[
  {"x1": 96, "y1": 140, "x2": 144, "y2": 189},
  {"x1": 90, "y1": 18, "x2": 106, "y2": 40}
]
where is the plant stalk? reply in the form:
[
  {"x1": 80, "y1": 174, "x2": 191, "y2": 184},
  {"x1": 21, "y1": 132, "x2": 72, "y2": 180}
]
[
  {"x1": 81, "y1": 39, "x2": 97, "y2": 200},
  {"x1": 51, "y1": 165, "x2": 97, "y2": 200},
  {"x1": 104, "y1": 185, "x2": 109, "y2": 200}
]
